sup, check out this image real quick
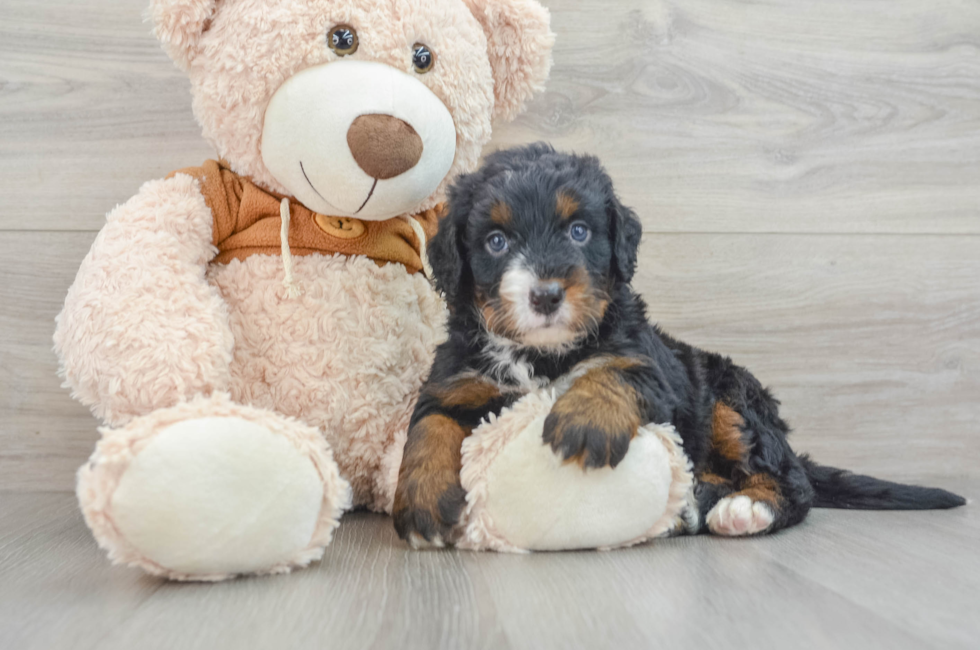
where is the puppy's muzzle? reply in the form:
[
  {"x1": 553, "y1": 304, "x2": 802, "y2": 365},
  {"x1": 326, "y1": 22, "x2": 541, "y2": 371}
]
[{"x1": 529, "y1": 281, "x2": 565, "y2": 316}]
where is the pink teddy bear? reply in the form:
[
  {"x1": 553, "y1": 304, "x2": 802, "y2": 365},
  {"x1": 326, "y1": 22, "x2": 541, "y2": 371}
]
[{"x1": 54, "y1": 0, "x2": 553, "y2": 581}]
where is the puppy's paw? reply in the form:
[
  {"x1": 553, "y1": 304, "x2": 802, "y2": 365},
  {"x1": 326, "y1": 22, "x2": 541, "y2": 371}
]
[
  {"x1": 393, "y1": 471, "x2": 466, "y2": 548},
  {"x1": 542, "y1": 410, "x2": 634, "y2": 469},
  {"x1": 706, "y1": 495, "x2": 775, "y2": 536},
  {"x1": 406, "y1": 531, "x2": 446, "y2": 550},
  {"x1": 542, "y1": 365, "x2": 641, "y2": 469}
]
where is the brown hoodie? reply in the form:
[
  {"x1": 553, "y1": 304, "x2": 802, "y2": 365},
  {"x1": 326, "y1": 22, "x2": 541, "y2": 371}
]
[{"x1": 170, "y1": 160, "x2": 441, "y2": 275}]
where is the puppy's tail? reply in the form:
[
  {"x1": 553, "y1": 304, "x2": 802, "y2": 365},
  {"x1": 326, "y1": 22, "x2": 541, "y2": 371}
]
[{"x1": 799, "y1": 454, "x2": 966, "y2": 510}]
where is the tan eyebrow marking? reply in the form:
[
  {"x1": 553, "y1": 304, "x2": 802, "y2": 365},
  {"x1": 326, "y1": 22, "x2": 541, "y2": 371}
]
[
  {"x1": 556, "y1": 190, "x2": 580, "y2": 221},
  {"x1": 490, "y1": 201, "x2": 512, "y2": 226}
]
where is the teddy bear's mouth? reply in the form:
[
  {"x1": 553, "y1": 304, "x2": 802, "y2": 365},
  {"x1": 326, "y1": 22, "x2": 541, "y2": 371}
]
[
  {"x1": 299, "y1": 161, "x2": 330, "y2": 204},
  {"x1": 300, "y1": 160, "x2": 377, "y2": 216},
  {"x1": 354, "y1": 179, "x2": 378, "y2": 215}
]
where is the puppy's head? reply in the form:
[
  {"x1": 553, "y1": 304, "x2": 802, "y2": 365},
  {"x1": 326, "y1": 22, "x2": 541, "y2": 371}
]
[{"x1": 429, "y1": 143, "x2": 642, "y2": 351}]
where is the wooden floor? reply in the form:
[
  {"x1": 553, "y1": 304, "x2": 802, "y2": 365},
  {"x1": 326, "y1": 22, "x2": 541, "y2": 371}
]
[
  {"x1": 1, "y1": 0, "x2": 978, "y2": 648},
  {"x1": 0, "y1": 487, "x2": 977, "y2": 650}
]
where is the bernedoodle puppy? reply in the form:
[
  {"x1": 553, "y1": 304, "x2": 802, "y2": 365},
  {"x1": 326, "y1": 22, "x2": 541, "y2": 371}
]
[{"x1": 393, "y1": 143, "x2": 965, "y2": 548}]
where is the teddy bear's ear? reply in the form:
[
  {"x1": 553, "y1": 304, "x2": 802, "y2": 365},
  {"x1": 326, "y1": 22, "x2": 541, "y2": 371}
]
[
  {"x1": 147, "y1": 0, "x2": 219, "y2": 69},
  {"x1": 463, "y1": 0, "x2": 555, "y2": 122}
]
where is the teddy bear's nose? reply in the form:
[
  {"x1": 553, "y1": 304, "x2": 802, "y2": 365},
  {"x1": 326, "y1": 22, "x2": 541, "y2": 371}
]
[{"x1": 347, "y1": 114, "x2": 424, "y2": 180}]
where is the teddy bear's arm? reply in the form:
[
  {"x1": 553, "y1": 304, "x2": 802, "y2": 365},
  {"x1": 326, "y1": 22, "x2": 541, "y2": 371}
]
[{"x1": 54, "y1": 173, "x2": 234, "y2": 427}]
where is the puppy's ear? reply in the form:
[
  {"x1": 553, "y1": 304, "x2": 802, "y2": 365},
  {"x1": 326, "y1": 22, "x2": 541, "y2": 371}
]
[
  {"x1": 429, "y1": 176, "x2": 478, "y2": 306},
  {"x1": 428, "y1": 212, "x2": 465, "y2": 306},
  {"x1": 147, "y1": 0, "x2": 219, "y2": 70},
  {"x1": 463, "y1": 0, "x2": 555, "y2": 122},
  {"x1": 608, "y1": 191, "x2": 643, "y2": 284}
]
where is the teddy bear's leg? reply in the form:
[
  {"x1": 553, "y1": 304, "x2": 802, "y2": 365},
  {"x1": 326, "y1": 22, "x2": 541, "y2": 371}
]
[
  {"x1": 77, "y1": 393, "x2": 351, "y2": 581},
  {"x1": 458, "y1": 391, "x2": 698, "y2": 552}
]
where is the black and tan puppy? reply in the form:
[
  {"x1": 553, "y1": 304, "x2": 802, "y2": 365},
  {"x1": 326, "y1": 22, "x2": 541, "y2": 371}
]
[{"x1": 393, "y1": 143, "x2": 965, "y2": 547}]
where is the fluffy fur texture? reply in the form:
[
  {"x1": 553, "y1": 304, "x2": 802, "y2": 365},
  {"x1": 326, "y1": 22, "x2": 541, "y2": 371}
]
[
  {"x1": 210, "y1": 252, "x2": 448, "y2": 511},
  {"x1": 77, "y1": 393, "x2": 351, "y2": 581},
  {"x1": 54, "y1": 175, "x2": 448, "y2": 510},
  {"x1": 394, "y1": 144, "x2": 966, "y2": 546},
  {"x1": 462, "y1": 0, "x2": 554, "y2": 122},
  {"x1": 54, "y1": 174, "x2": 234, "y2": 426},
  {"x1": 150, "y1": 0, "x2": 553, "y2": 205}
]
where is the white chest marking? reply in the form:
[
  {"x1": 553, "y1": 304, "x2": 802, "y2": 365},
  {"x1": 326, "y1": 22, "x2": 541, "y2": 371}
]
[{"x1": 482, "y1": 334, "x2": 549, "y2": 392}]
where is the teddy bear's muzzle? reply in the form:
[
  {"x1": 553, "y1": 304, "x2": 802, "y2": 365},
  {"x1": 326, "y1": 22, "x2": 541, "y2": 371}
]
[{"x1": 260, "y1": 60, "x2": 456, "y2": 222}]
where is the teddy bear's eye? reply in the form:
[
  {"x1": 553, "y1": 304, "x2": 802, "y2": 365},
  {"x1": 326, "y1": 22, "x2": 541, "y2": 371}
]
[
  {"x1": 412, "y1": 44, "x2": 435, "y2": 74},
  {"x1": 328, "y1": 25, "x2": 358, "y2": 56}
]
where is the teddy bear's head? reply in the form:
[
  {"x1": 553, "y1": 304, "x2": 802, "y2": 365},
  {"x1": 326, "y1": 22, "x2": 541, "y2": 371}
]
[{"x1": 150, "y1": 0, "x2": 553, "y2": 221}]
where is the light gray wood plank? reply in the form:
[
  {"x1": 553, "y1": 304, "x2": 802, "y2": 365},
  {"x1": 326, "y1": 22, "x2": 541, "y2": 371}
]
[
  {"x1": 755, "y1": 481, "x2": 980, "y2": 650},
  {"x1": 637, "y1": 233, "x2": 980, "y2": 479},
  {"x1": 4, "y1": 231, "x2": 976, "y2": 491},
  {"x1": 0, "y1": 232, "x2": 100, "y2": 493},
  {"x1": 8, "y1": 492, "x2": 977, "y2": 650},
  {"x1": 93, "y1": 516, "x2": 512, "y2": 650},
  {"x1": 500, "y1": 0, "x2": 980, "y2": 234},
  {"x1": 2, "y1": 0, "x2": 978, "y2": 233},
  {"x1": 0, "y1": 0, "x2": 212, "y2": 232},
  {"x1": 0, "y1": 493, "x2": 164, "y2": 650},
  {"x1": 465, "y1": 533, "x2": 939, "y2": 650}
]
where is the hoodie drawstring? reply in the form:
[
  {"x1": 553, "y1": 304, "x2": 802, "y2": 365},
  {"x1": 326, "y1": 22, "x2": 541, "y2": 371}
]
[
  {"x1": 280, "y1": 198, "x2": 302, "y2": 298},
  {"x1": 404, "y1": 215, "x2": 433, "y2": 279}
]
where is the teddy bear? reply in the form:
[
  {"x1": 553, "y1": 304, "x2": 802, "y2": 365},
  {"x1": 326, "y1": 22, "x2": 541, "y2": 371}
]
[{"x1": 53, "y1": 0, "x2": 554, "y2": 581}]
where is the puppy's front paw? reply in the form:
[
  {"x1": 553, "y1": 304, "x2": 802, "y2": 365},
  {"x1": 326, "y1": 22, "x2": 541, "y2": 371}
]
[
  {"x1": 542, "y1": 408, "x2": 634, "y2": 469},
  {"x1": 393, "y1": 469, "x2": 466, "y2": 548},
  {"x1": 542, "y1": 364, "x2": 642, "y2": 469}
]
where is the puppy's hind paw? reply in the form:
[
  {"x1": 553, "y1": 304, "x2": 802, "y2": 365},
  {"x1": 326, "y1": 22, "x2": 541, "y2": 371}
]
[
  {"x1": 706, "y1": 495, "x2": 775, "y2": 536},
  {"x1": 407, "y1": 532, "x2": 446, "y2": 550}
]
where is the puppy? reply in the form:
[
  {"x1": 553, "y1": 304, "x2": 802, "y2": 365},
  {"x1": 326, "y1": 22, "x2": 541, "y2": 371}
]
[{"x1": 393, "y1": 143, "x2": 965, "y2": 547}]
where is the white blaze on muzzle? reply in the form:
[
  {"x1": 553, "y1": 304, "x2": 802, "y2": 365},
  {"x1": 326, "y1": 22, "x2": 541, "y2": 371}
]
[
  {"x1": 261, "y1": 60, "x2": 457, "y2": 220},
  {"x1": 499, "y1": 258, "x2": 578, "y2": 348}
]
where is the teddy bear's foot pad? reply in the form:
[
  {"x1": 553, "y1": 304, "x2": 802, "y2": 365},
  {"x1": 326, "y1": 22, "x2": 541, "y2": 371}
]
[
  {"x1": 77, "y1": 395, "x2": 350, "y2": 580},
  {"x1": 110, "y1": 417, "x2": 324, "y2": 575}
]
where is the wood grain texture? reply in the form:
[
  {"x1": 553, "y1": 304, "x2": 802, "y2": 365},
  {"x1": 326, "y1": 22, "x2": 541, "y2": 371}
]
[
  {"x1": 500, "y1": 0, "x2": 980, "y2": 234},
  {"x1": 0, "y1": 0, "x2": 211, "y2": 231},
  {"x1": 2, "y1": 491, "x2": 978, "y2": 650},
  {"x1": 1, "y1": 0, "x2": 978, "y2": 232},
  {"x1": 0, "y1": 232, "x2": 99, "y2": 492}
]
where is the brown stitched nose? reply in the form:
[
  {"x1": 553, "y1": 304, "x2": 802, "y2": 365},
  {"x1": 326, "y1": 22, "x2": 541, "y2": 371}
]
[
  {"x1": 530, "y1": 282, "x2": 565, "y2": 316},
  {"x1": 347, "y1": 114, "x2": 424, "y2": 180}
]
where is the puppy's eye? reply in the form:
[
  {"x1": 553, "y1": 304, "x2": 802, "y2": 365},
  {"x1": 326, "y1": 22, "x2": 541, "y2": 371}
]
[
  {"x1": 486, "y1": 231, "x2": 509, "y2": 255},
  {"x1": 413, "y1": 44, "x2": 435, "y2": 73},
  {"x1": 569, "y1": 222, "x2": 591, "y2": 244},
  {"x1": 328, "y1": 25, "x2": 358, "y2": 56}
]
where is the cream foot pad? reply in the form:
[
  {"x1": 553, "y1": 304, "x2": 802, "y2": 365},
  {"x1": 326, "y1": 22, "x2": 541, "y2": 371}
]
[
  {"x1": 458, "y1": 389, "x2": 695, "y2": 552},
  {"x1": 76, "y1": 393, "x2": 351, "y2": 580}
]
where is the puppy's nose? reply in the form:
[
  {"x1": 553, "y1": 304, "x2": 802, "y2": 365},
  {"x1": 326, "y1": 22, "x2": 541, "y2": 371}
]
[
  {"x1": 347, "y1": 114, "x2": 424, "y2": 180},
  {"x1": 529, "y1": 282, "x2": 565, "y2": 316}
]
